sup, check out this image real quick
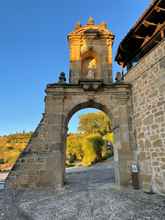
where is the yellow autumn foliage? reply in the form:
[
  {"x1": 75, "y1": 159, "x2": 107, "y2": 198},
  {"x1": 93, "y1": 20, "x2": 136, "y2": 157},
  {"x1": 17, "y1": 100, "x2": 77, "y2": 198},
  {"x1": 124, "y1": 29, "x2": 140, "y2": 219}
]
[
  {"x1": 103, "y1": 132, "x2": 115, "y2": 144},
  {"x1": 0, "y1": 132, "x2": 32, "y2": 171},
  {"x1": 81, "y1": 137, "x2": 97, "y2": 166}
]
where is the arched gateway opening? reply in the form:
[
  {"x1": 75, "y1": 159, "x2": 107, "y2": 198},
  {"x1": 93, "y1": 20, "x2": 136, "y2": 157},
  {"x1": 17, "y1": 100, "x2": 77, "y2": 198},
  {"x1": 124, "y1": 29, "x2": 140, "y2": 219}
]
[
  {"x1": 63, "y1": 101, "x2": 121, "y2": 187},
  {"x1": 65, "y1": 106, "x2": 116, "y2": 187}
]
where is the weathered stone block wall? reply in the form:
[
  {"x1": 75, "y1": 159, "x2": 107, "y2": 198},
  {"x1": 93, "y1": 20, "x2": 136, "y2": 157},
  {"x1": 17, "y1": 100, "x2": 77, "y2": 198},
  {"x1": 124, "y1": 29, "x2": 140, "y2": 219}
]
[
  {"x1": 6, "y1": 114, "x2": 65, "y2": 189},
  {"x1": 6, "y1": 117, "x2": 48, "y2": 188},
  {"x1": 125, "y1": 39, "x2": 165, "y2": 194}
]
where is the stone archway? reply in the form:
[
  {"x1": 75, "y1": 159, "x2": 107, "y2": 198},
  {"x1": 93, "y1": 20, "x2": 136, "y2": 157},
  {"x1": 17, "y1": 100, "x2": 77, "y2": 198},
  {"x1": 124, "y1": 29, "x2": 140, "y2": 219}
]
[
  {"x1": 6, "y1": 82, "x2": 133, "y2": 189},
  {"x1": 6, "y1": 18, "x2": 133, "y2": 189}
]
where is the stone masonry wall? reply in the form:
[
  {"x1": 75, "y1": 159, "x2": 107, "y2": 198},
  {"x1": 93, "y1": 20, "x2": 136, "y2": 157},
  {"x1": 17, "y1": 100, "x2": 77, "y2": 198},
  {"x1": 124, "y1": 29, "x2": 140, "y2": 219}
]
[
  {"x1": 125, "y1": 39, "x2": 165, "y2": 194},
  {"x1": 6, "y1": 111, "x2": 66, "y2": 189},
  {"x1": 5, "y1": 116, "x2": 48, "y2": 188}
]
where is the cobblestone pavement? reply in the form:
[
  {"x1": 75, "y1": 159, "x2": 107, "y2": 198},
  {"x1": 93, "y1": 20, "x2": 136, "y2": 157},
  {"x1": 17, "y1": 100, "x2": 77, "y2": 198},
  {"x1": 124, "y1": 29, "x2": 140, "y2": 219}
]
[{"x1": 0, "y1": 163, "x2": 165, "y2": 220}]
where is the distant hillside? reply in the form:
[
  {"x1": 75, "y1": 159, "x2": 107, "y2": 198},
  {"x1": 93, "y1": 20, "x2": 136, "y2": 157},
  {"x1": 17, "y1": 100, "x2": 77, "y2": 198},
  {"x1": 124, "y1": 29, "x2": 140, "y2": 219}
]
[{"x1": 0, "y1": 132, "x2": 32, "y2": 171}]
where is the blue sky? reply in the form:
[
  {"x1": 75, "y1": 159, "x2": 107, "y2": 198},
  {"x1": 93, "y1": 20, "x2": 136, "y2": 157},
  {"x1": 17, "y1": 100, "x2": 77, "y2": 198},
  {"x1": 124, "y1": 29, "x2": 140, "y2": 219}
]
[
  {"x1": 0, "y1": 0, "x2": 150, "y2": 135},
  {"x1": 68, "y1": 108, "x2": 99, "y2": 133}
]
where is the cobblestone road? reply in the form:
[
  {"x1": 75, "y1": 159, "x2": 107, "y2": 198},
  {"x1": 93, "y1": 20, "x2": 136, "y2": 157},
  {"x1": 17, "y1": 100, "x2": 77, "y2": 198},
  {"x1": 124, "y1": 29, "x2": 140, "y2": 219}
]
[{"x1": 0, "y1": 163, "x2": 165, "y2": 220}]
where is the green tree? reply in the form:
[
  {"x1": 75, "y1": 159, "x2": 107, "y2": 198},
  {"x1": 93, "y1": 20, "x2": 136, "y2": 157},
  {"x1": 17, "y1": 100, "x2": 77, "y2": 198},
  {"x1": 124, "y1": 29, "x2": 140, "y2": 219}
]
[
  {"x1": 66, "y1": 134, "x2": 83, "y2": 162},
  {"x1": 78, "y1": 111, "x2": 111, "y2": 135},
  {"x1": 86, "y1": 134, "x2": 105, "y2": 162},
  {"x1": 66, "y1": 111, "x2": 114, "y2": 167},
  {"x1": 81, "y1": 136, "x2": 97, "y2": 166}
]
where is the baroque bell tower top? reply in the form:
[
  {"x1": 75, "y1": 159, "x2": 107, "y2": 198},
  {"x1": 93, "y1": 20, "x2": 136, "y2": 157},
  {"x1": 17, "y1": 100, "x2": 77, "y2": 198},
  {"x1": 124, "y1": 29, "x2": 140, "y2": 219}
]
[{"x1": 68, "y1": 17, "x2": 115, "y2": 84}]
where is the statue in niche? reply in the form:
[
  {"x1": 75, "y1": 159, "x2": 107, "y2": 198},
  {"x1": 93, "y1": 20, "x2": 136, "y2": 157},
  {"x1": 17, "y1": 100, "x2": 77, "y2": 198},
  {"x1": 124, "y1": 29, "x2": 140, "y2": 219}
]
[{"x1": 87, "y1": 58, "x2": 96, "y2": 79}]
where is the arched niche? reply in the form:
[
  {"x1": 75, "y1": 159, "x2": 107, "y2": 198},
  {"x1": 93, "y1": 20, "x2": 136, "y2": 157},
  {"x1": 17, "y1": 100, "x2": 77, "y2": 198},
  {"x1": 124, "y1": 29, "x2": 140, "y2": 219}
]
[{"x1": 81, "y1": 50, "x2": 101, "y2": 80}]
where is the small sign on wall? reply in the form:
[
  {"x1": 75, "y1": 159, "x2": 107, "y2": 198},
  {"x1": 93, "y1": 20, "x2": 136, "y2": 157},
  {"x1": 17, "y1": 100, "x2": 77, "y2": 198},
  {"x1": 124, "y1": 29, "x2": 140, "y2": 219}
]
[{"x1": 131, "y1": 163, "x2": 139, "y2": 173}]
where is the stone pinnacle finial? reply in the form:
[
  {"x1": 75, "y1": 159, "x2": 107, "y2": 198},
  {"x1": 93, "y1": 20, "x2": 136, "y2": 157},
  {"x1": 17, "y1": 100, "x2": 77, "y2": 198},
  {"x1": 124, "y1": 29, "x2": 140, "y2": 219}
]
[
  {"x1": 100, "y1": 22, "x2": 107, "y2": 29},
  {"x1": 87, "y1": 16, "x2": 95, "y2": 25},
  {"x1": 58, "y1": 72, "x2": 66, "y2": 84},
  {"x1": 75, "y1": 21, "x2": 81, "y2": 29}
]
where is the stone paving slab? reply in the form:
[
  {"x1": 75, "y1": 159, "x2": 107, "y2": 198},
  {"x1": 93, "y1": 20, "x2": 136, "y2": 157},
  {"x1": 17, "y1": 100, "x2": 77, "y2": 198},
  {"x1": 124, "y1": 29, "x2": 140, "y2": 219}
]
[{"x1": 0, "y1": 166, "x2": 165, "y2": 220}]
